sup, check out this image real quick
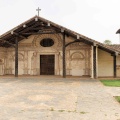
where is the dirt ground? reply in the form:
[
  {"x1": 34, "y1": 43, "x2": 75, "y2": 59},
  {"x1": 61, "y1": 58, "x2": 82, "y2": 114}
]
[{"x1": 0, "y1": 77, "x2": 120, "y2": 120}]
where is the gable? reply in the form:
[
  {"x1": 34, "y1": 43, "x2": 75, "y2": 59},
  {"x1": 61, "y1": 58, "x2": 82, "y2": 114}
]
[{"x1": 0, "y1": 15, "x2": 119, "y2": 55}]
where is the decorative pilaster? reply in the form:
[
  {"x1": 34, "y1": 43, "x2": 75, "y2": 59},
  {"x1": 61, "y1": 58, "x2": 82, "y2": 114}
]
[
  {"x1": 15, "y1": 37, "x2": 18, "y2": 77},
  {"x1": 85, "y1": 49, "x2": 87, "y2": 75},
  {"x1": 24, "y1": 51, "x2": 28, "y2": 74},
  {"x1": 96, "y1": 46, "x2": 98, "y2": 78},
  {"x1": 91, "y1": 46, "x2": 94, "y2": 78}
]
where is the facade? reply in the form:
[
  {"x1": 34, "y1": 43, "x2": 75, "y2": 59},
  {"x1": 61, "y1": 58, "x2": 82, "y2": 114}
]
[{"x1": 0, "y1": 16, "x2": 120, "y2": 78}]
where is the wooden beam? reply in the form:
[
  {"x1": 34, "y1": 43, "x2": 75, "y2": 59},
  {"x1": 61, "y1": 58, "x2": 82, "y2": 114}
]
[
  {"x1": 21, "y1": 31, "x2": 61, "y2": 35},
  {"x1": 20, "y1": 22, "x2": 60, "y2": 35},
  {"x1": 65, "y1": 39, "x2": 82, "y2": 47},
  {"x1": 0, "y1": 38, "x2": 15, "y2": 47},
  {"x1": 11, "y1": 31, "x2": 27, "y2": 39},
  {"x1": 15, "y1": 37, "x2": 18, "y2": 77},
  {"x1": 20, "y1": 22, "x2": 41, "y2": 33},
  {"x1": 65, "y1": 37, "x2": 92, "y2": 47},
  {"x1": 93, "y1": 46, "x2": 97, "y2": 78},
  {"x1": 25, "y1": 27, "x2": 42, "y2": 30}
]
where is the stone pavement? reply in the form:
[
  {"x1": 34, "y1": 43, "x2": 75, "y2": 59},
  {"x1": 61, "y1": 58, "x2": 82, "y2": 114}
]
[{"x1": 0, "y1": 77, "x2": 120, "y2": 120}]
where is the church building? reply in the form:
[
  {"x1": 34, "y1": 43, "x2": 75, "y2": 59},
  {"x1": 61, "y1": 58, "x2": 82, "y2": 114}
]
[{"x1": 0, "y1": 16, "x2": 120, "y2": 78}]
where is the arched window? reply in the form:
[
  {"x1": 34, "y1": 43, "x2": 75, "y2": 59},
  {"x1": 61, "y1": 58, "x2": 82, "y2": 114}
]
[{"x1": 40, "y1": 38, "x2": 54, "y2": 47}]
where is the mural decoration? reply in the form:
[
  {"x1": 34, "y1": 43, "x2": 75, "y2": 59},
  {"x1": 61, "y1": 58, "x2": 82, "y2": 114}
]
[
  {"x1": 32, "y1": 33, "x2": 62, "y2": 48},
  {"x1": 31, "y1": 52, "x2": 37, "y2": 75},
  {"x1": 70, "y1": 52, "x2": 85, "y2": 69},
  {"x1": 0, "y1": 32, "x2": 91, "y2": 77}
]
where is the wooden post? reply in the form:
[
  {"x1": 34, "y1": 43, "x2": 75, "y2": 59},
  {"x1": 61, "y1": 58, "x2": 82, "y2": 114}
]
[
  {"x1": 62, "y1": 32, "x2": 66, "y2": 78},
  {"x1": 93, "y1": 45, "x2": 97, "y2": 78},
  {"x1": 113, "y1": 55, "x2": 116, "y2": 78},
  {"x1": 15, "y1": 37, "x2": 18, "y2": 77}
]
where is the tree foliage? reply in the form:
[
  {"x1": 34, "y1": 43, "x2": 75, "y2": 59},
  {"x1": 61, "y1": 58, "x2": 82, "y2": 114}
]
[{"x1": 103, "y1": 40, "x2": 112, "y2": 45}]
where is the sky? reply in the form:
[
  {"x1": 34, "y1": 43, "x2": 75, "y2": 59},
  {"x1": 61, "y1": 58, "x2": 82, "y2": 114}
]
[{"x1": 0, "y1": 0, "x2": 120, "y2": 44}]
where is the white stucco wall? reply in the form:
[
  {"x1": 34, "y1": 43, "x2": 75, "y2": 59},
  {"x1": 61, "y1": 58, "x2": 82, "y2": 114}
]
[
  {"x1": 98, "y1": 49, "x2": 113, "y2": 77},
  {"x1": 117, "y1": 55, "x2": 120, "y2": 77}
]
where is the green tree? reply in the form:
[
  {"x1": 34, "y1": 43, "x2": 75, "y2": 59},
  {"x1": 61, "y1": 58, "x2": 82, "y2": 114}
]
[{"x1": 103, "y1": 40, "x2": 112, "y2": 45}]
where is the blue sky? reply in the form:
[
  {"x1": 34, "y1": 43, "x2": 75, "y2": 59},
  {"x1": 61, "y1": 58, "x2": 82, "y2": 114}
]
[{"x1": 0, "y1": 0, "x2": 120, "y2": 44}]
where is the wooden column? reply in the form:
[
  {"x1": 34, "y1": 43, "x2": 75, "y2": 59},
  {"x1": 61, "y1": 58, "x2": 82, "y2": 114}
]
[
  {"x1": 113, "y1": 55, "x2": 116, "y2": 78},
  {"x1": 93, "y1": 45, "x2": 97, "y2": 78},
  {"x1": 62, "y1": 32, "x2": 66, "y2": 78},
  {"x1": 15, "y1": 37, "x2": 18, "y2": 77}
]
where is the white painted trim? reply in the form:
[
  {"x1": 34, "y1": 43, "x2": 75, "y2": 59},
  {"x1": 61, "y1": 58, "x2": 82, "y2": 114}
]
[
  {"x1": 96, "y1": 46, "x2": 98, "y2": 78},
  {"x1": 91, "y1": 46, "x2": 94, "y2": 78}
]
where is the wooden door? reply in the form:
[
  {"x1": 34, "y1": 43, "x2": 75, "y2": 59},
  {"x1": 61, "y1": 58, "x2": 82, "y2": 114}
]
[{"x1": 40, "y1": 55, "x2": 55, "y2": 75}]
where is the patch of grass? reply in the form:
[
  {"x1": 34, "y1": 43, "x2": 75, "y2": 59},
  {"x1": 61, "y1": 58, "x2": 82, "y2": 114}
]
[
  {"x1": 80, "y1": 111, "x2": 86, "y2": 114},
  {"x1": 58, "y1": 110, "x2": 65, "y2": 112},
  {"x1": 50, "y1": 108, "x2": 54, "y2": 111},
  {"x1": 100, "y1": 80, "x2": 120, "y2": 87},
  {"x1": 115, "y1": 96, "x2": 120, "y2": 103},
  {"x1": 68, "y1": 110, "x2": 72, "y2": 112},
  {"x1": 21, "y1": 109, "x2": 25, "y2": 112},
  {"x1": 73, "y1": 110, "x2": 77, "y2": 113},
  {"x1": 49, "y1": 109, "x2": 78, "y2": 113}
]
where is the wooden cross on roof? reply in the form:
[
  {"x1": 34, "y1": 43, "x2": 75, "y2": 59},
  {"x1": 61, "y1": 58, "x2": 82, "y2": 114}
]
[{"x1": 36, "y1": 7, "x2": 41, "y2": 16}]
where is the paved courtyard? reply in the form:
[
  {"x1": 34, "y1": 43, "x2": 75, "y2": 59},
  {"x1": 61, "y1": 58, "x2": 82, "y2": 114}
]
[{"x1": 0, "y1": 77, "x2": 120, "y2": 120}]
